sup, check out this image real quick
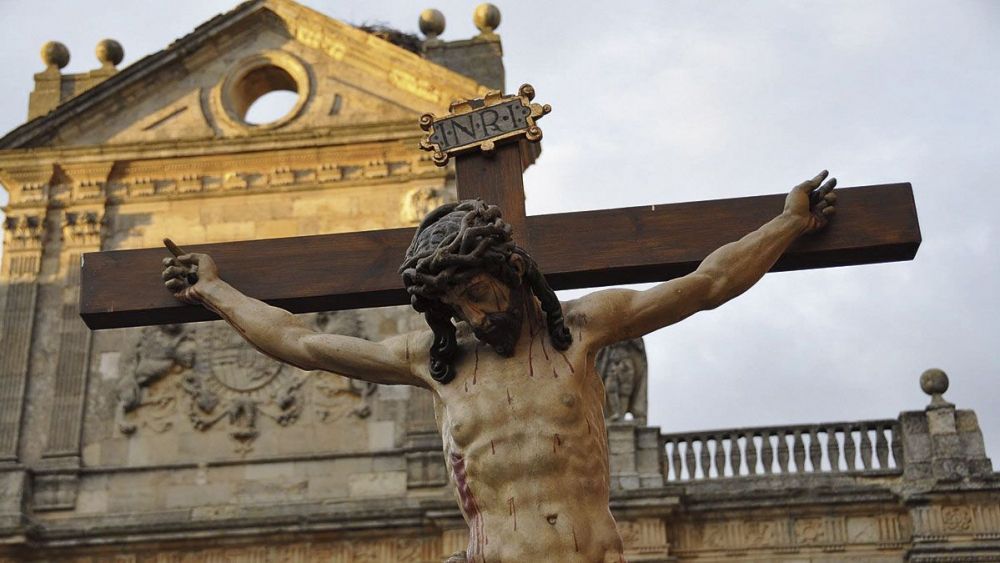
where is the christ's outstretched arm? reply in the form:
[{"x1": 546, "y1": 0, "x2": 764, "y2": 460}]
[
  {"x1": 571, "y1": 170, "x2": 837, "y2": 348},
  {"x1": 161, "y1": 246, "x2": 430, "y2": 389}
]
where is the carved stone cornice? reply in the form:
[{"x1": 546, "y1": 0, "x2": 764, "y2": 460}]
[
  {"x1": 52, "y1": 162, "x2": 115, "y2": 206},
  {"x1": 101, "y1": 144, "x2": 442, "y2": 206},
  {"x1": 0, "y1": 120, "x2": 424, "y2": 166},
  {"x1": 0, "y1": 163, "x2": 53, "y2": 206}
]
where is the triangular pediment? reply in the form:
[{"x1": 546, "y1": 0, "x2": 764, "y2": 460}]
[{"x1": 0, "y1": 0, "x2": 484, "y2": 149}]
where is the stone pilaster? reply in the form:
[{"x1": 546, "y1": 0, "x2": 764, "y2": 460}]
[
  {"x1": 42, "y1": 209, "x2": 103, "y2": 460},
  {"x1": 32, "y1": 209, "x2": 105, "y2": 511},
  {"x1": 0, "y1": 213, "x2": 45, "y2": 463}
]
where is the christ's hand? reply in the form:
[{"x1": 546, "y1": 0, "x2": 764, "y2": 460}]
[
  {"x1": 784, "y1": 170, "x2": 837, "y2": 234},
  {"x1": 161, "y1": 238, "x2": 219, "y2": 305}
]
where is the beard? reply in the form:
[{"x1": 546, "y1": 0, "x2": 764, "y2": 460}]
[{"x1": 472, "y1": 286, "x2": 525, "y2": 357}]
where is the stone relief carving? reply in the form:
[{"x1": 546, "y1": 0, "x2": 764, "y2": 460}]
[
  {"x1": 672, "y1": 515, "x2": 913, "y2": 555},
  {"x1": 182, "y1": 323, "x2": 304, "y2": 451},
  {"x1": 116, "y1": 311, "x2": 380, "y2": 451},
  {"x1": 595, "y1": 338, "x2": 647, "y2": 424},
  {"x1": 312, "y1": 311, "x2": 377, "y2": 420},
  {"x1": 116, "y1": 324, "x2": 195, "y2": 435},
  {"x1": 941, "y1": 505, "x2": 975, "y2": 532}
]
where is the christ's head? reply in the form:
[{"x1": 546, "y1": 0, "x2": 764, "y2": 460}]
[{"x1": 400, "y1": 200, "x2": 572, "y2": 383}]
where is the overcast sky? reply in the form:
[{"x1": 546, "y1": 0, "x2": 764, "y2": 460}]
[{"x1": 1, "y1": 1, "x2": 997, "y2": 468}]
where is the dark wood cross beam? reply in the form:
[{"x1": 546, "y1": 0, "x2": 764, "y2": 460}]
[{"x1": 80, "y1": 86, "x2": 921, "y2": 330}]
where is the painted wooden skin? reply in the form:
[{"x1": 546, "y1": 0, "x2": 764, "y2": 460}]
[{"x1": 162, "y1": 172, "x2": 836, "y2": 562}]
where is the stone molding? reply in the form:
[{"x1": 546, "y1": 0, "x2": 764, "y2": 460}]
[{"x1": 3, "y1": 140, "x2": 444, "y2": 212}]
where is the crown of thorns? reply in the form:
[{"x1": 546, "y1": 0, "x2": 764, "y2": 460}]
[{"x1": 399, "y1": 200, "x2": 516, "y2": 310}]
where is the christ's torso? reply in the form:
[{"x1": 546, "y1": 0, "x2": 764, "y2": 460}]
[{"x1": 428, "y1": 312, "x2": 625, "y2": 563}]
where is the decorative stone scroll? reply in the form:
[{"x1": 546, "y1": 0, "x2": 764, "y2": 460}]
[{"x1": 419, "y1": 83, "x2": 551, "y2": 166}]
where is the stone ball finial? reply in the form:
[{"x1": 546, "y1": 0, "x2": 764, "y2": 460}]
[
  {"x1": 95, "y1": 39, "x2": 124, "y2": 67},
  {"x1": 920, "y1": 368, "x2": 953, "y2": 409},
  {"x1": 419, "y1": 9, "x2": 446, "y2": 39},
  {"x1": 473, "y1": 3, "x2": 501, "y2": 34},
  {"x1": 920, "y1": 368, "x2": 949, "y2": 396},
  {"x1": 41, "y1": 41, "x2": 70, "y2": 70}
]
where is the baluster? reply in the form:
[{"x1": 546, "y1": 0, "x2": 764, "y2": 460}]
[
  {"x1": 700, "y1": 437, "x2": 712, "y2": 479},
  {"x1": 728, "y1": 433, "x2": 741, "y2": 477},
  {"x1": 808, "y1": 428, "x2": 822, "y2": 472},
  {"x1": 777, "y1": 430, "x2": 790, "y2": 474},
  {"x1": 745, "y1": 432, "x2": 759, "y2": 475},
  {"x1": 792, "y1": 430, "x2": 805, "y2": 473},
  {"x1": 860, "y1": 423, "x2": 874, "y2": 470},
  {"x1": 670, "y1": 439, "x2": 682, "y2": 481},
  {"x1": 890, "y1": 425, "x2": 903, "y2": 469},
  {"x1": 875, "y1": 423, "x2": 890, "y2": 469},
  {"x1": 761, "y1": 431, "x2": 774, "y2": 474},
  {"x1": 714, "y1": 434, "x2": 727, "y2": 478},
  {"x1": 842, "y1": 425, "x2": 856, "y2": 472},
  {"x1": 826, "y1": 427, "x2": 841, "y2": 472},
  {"x1": 684, "y1": 440, "x2": 696, "y2": 480}
]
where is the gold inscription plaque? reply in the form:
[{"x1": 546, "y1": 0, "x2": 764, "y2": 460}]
[{"x1": 419, "y1": 83, "x2": 551, "y2": 166}]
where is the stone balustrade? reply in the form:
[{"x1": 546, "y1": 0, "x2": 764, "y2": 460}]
[{"x1": 662, "y1": 419, "x2": 903, "y2": 481}]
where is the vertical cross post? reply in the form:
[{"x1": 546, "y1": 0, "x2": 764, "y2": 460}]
[
  {"x1": 454, "y1": 142, "x2": 528, "y2": 247},
  {"x1": 420, "y1": 83, "x2": 549, "y2": 249}
]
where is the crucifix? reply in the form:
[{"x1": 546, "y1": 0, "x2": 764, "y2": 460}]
[
  {"x1": 79, "y1": 84, "x2": 920, "y2": 329},
  {"x1": 80, "y1": 84, "x2": 920, "y2": 561}
]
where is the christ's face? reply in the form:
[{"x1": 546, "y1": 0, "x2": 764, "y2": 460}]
[{"x1": 442, "y1": 272, "x2": 524, "y2": 357}]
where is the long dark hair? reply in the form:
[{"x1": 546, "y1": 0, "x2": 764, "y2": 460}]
[{"x1": 400, "y1": 200, "x2": 571, "y2": 383}]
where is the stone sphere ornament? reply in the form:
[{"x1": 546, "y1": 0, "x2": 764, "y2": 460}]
[
  {"x1": 920, "y1": 367, "x2": 952, "y2": 408},
  {"x1": 920, "y1": 368, "x2": 949, "y2": 396},
  {"x1": 419, "y1": 8, "x2": 446, "y2": 39},
  {"x1": 40, "y1": 41, "x2": 70, "y2": 69},
  {"x1": 95, "y1": 39, "x2": 124, "y2": 67},
  {"x1": 473, "y1": 3, "x2": 501, "y2": 34}
]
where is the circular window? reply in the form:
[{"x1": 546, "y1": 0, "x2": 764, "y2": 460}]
[
  {"x1": 245, "y1": 90, "x2": 300, "y2": 125},
  {"x1": 217, "y1": 51, "x2": 312, "y2": 131}
]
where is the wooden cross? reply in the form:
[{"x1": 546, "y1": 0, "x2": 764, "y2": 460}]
[{"x1": 79, "y1": 84, "x2": 921, "y2": 330}]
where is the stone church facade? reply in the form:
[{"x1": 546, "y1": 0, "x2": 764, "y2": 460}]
[{"x1": 0, "y1": 1, "x2": 997, "y2": 561}]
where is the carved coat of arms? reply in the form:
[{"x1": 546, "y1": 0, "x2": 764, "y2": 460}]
[{"x1": 115, "y1": 312, "x2": 379, "y2": 452}]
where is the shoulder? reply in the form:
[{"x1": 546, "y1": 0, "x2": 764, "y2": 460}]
[
  {"x1": 561, "y1": 289, "x2": 638, "y2": 349},
  {"x1": 382, "y1": 328, "x2": 437, "y2": 389}
]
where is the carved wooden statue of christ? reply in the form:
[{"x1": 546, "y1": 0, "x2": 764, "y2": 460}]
[
  {"x1": 154, "y1": 85, "x2": 841, "y2": 562},
  {"x1": 162, "y1": 171, "x2": 835, "y2": 562}
]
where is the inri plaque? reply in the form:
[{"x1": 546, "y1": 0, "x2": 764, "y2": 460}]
[{"x1": 419, "y1": 83, "x2": 551, "y2": 166}]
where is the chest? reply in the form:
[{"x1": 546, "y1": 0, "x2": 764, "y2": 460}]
[{"x1": 435, "y1": 339, "x2": 604, "y2": 449}]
